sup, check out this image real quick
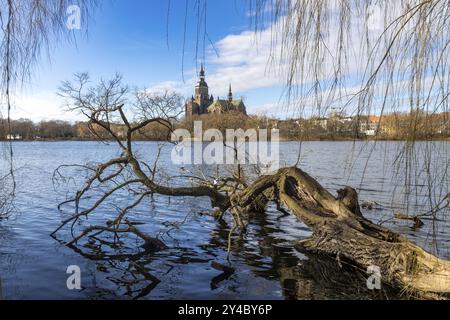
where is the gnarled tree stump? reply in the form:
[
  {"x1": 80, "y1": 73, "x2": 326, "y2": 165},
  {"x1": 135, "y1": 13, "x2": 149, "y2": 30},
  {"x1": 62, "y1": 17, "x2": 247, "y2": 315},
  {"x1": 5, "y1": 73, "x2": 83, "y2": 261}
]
[{"x1": 236, "y1": 167, "x2": 450, "y2": 295}]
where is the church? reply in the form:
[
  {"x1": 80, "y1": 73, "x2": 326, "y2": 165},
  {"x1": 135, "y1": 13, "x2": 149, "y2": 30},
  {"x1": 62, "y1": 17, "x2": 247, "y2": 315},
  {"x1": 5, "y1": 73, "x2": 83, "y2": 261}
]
[{"x1": 185, "y1": 64, "x2": 247, "y2": 118}]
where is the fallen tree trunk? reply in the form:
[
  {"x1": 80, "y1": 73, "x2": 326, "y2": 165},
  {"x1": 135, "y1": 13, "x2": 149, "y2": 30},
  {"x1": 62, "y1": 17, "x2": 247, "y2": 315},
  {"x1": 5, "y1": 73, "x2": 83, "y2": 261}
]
[
  {"x1": 236, "y1": 167, "x2": 450, "y2": 295},
  {"x1": 56, "y1": 77, "x2": 450, "y2": 297}
]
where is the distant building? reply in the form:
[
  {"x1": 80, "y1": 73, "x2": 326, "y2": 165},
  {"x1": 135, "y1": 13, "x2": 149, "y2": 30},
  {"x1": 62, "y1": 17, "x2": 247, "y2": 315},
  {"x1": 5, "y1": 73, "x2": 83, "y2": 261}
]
[
  {"x1": 312, "y1": 114, "x2": 353, "y2": 131},
  {"x1": 313, "y1": 117, "x2": 328, "y2": 130},
  {"x1": 6, "y1": 134, "x2": 22, "y2": 140},
  {"x1": 185, "y1": 64, "x2": 247, "y2": 118},
  {"x1": 359, "y1": 115, "x2": 381, "y2": 136}
]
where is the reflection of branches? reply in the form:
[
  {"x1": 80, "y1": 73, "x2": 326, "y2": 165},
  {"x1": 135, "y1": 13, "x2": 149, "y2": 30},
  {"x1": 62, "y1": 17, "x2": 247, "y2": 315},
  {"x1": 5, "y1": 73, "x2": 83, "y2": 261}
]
[
  {"x1": 126, "y1": 261, "x2": 161, "y2": 300},
  {"x1": 65, "y1": 220, "x2": 167, "y2": 249},
  {"x1": 60, "y1": 239, "x2": 161, "y2": 299},
  {"x1": 0, "y1": 170, "x2": 14, "y2": 217}
]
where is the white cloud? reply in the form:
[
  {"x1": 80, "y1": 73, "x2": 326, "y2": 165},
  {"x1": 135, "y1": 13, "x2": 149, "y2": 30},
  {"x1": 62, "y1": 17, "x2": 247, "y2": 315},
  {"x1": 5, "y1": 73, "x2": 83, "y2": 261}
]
[
  {"x1": 145, "y1": 7, "x2": 385, "y2": 116},
  {"x1": 145, "y1": 80, "x2": 191, "y2": 96},
  {"x1": 6, "y1": 91, "x2": 83, "y2": 122},
  {"x1": 205, "y1": 29, "x2": 284, "y2": 96},
  {"x1": 147, "y1": 26, "x2": 286, "y2": 100},
  {"x1": 246, "y1": 1, "x2": 274, "y2": 18},
  {"x1": 191, "y1": 4, "x2": 379, "y2": 99}
]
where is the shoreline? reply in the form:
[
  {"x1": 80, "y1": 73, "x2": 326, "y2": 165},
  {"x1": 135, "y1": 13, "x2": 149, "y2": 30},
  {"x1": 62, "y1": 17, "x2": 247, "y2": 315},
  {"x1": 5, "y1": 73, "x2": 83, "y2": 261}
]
[{"x1": 2, "y1": 138, "x2": 449, "y2": 143}]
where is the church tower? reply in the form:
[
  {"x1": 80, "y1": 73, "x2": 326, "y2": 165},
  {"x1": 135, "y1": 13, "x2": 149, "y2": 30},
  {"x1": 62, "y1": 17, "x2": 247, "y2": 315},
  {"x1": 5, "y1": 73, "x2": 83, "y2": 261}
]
[
  {"x1": 185, "y1": 64, "x2": 246, "y2": 118},
  {"x1": 228, "y1": 84, "x2": 233, "y2": 101},
  {"x1": 194, "y1": 64, "x2": 211, "y2": 112}
]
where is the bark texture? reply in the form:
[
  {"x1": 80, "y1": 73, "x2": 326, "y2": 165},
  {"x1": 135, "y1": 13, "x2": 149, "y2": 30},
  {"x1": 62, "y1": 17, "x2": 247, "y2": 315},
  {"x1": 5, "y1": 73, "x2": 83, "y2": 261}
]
[{"x1": 236, "y1": 167, "x2": 450, "y2": 294}]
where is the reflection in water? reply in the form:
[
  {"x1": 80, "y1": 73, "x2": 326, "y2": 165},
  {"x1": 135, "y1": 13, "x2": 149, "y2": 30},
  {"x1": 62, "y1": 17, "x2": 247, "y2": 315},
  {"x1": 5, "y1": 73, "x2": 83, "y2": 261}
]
[
  {"x1": 210, "y1": 261, "x2": 235, "y2": 290},
  {"x1": 279, "y1": 254, "x2": 394, "y2": 300},
  {"x1": 62, "y1": 205, "x2": 402, "y2": 300},
  {"x1": 57, "y1": 236, "x2": 163, "y2": 300},
  {"x1": 210, "y1": 210, "x2": 401, "y2": 300}
]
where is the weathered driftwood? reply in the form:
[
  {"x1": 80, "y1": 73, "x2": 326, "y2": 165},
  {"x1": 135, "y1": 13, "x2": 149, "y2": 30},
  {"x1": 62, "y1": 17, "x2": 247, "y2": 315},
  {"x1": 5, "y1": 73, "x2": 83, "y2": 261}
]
[
  {"x1": 394, "y1": 212, "x2": 425, "y2": 229},
  {"x1": 235, "y1": 167, "x2": 450, "y2": 295}
]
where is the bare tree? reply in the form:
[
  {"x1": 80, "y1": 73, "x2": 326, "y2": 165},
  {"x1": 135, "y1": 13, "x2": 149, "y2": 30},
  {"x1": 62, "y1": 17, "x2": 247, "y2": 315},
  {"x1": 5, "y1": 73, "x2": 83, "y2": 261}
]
[{"x1": 53, "y1": 74, "x2": 450, "y2": 297}]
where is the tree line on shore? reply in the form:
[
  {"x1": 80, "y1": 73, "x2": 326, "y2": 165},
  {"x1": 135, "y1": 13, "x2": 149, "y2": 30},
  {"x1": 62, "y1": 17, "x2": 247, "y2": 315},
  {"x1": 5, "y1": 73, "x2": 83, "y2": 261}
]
[{"x1": 1, "y1": 110, "x2": 448, "y2": 141}]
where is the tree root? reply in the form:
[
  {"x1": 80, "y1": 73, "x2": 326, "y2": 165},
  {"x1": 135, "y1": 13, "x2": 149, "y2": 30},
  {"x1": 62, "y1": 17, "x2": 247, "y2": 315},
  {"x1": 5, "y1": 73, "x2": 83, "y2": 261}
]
[{"x1": 235, "y1": 167, "x2": 450, "y2": 295}]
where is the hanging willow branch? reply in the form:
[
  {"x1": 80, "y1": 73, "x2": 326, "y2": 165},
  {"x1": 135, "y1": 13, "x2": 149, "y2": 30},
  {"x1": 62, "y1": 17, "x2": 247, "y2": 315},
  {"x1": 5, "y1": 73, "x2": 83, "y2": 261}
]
[{"x1": 0, "y1": 0, "x2": 98, "y2": 215}]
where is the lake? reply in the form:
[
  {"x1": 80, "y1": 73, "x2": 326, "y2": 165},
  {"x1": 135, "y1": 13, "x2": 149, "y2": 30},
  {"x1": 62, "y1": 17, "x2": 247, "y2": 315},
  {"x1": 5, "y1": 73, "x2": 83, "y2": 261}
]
[{"x1": 0, "y1": 141, "x2": 449, "y2": 299}]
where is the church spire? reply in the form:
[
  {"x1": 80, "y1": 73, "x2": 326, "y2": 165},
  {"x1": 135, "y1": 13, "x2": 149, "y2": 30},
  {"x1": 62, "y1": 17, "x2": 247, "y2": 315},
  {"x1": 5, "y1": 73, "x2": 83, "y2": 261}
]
[
  {"x1": 199, "y1": 63, "x2": 205, "y2": 80},
  {"x1": 228, "y1": 83, "x2": 233, "y2": 101}
]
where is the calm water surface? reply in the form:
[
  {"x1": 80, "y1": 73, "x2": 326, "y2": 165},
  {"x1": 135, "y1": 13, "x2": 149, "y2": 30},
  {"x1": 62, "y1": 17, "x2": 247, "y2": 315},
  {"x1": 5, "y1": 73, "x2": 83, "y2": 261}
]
[{"x1": 0, "y1": 141, "x2": 449, "y2": 299}]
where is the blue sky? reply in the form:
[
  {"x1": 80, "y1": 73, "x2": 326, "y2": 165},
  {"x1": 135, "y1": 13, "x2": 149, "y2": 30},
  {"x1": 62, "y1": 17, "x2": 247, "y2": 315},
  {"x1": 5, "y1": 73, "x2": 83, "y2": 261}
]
[{"x1": 12, "y1": 0, "x2": 289, "y2": 121}]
